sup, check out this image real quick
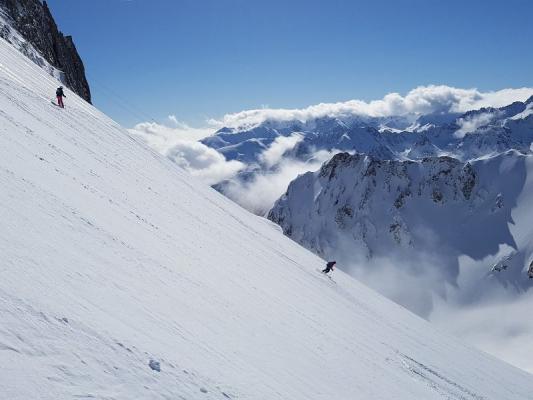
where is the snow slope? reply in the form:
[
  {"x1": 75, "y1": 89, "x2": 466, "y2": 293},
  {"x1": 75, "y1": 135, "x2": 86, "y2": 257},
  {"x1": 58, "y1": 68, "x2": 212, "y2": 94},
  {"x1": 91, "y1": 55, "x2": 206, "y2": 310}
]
[{"x1": 1, "y1": 36, "x2": 533, "y2": 399}]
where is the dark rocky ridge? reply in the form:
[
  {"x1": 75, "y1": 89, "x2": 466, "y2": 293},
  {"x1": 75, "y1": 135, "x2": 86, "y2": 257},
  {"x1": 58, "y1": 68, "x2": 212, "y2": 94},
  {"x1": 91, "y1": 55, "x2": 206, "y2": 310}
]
[{"x1": 0, "y1": 0, "x2": 91, "y2": 102}]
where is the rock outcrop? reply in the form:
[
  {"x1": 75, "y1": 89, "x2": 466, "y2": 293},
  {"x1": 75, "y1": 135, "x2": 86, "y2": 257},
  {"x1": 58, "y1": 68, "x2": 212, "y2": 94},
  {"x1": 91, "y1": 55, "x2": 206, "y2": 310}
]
[
  {"x1": 0, "y1": 0, "x2": 91, "y2": 102},
  {"x1": 268, "y1": 150, "x2": 533, "y2": 308}
]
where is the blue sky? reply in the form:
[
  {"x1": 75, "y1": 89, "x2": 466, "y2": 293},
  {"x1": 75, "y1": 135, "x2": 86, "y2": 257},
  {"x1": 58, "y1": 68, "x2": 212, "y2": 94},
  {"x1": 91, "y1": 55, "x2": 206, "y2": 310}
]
[{"x1": 47, "y1": 0, "x2": 533, "y2": 127}]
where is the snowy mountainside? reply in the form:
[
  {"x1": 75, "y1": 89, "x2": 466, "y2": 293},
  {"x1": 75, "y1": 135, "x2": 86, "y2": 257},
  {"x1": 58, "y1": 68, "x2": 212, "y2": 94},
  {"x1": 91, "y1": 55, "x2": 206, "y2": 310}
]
[
  {"x1": 269, "y1": 151, "x2": 533, "y2": 311},
  {"x1": 2, "y1": 35, "x2": 533, "y2": 399}
]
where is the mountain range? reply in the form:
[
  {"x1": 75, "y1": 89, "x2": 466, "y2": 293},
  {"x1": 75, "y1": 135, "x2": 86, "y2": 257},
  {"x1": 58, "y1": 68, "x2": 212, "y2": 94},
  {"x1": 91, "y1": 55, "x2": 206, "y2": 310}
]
[
  {"x1": 203, "y1": 94, "x2": 533, "y2": 167},
  {"x1": 200, "y1": 90, "x2": 533, "y2": 349}
]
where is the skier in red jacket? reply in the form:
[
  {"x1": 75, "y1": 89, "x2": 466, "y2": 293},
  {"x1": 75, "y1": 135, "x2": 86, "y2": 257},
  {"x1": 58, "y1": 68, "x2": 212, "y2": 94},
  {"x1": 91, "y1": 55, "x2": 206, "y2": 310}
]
[{"x1": 56, "y1": 86, "x2": 66, "y2": 108}]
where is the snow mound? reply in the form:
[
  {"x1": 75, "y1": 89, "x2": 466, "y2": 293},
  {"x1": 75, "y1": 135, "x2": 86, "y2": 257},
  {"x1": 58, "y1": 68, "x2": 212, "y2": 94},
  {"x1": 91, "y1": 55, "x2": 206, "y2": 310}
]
[{"x1": 1, "y1": 36, "x2": 532, "y2": 399}]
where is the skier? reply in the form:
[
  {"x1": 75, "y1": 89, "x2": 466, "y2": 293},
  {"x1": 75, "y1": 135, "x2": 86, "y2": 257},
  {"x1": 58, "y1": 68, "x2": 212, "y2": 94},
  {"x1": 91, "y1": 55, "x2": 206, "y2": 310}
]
[
  {"x1": 322, "y1": 261, "x2": 336, "y2": 274},
  {"x1": 56, "y1": 86, "x2": 66, "y2": 108},
  {"x1": 528, "y1": 261, "x2": 533, "y2": 279}
]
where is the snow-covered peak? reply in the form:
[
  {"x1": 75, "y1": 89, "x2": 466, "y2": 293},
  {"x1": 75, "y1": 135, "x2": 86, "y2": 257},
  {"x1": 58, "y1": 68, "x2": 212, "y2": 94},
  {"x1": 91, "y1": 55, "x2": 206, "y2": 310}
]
[
  {"x1": 269, "y1": 149, "x2": 533, "y2": 312},
  {"x1": 406, "y1": 135, "x2": 442, "y2": 159}
]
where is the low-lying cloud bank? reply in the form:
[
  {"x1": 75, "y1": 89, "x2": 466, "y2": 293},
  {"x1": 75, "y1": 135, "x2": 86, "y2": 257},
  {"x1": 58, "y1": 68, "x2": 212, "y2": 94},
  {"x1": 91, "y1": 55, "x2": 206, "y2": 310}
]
[
  {"x1": 210, "y1": 85, "x2": 533, "y2": 130},
  {"x1": 131, "y1": 115, "x2": 214, "y2": 151},
  {"x1": 165, "y1": 141, "x2": 244, "y2": 185},
  {"x1": 131, "y1": 119, "x2": 335, "y2": 214},
  {"x1": 431, "y1": 289, "x2": 533, "y2": 374},
  {"x1": 129, "y1": 116, "x2": 244, "y2": 185},
  {"x1": 133, "y1": 85, "x2": 533, "y2": 145},
  {"x1": 455, "y1": 111, "x2": 499, "y2": 138},
  {"x1": 130, "y1": 85, "x2": 533, "y2": 214},
  {"x1": 224, "y1": 151, "x2": 336, "y2": 215},
  {"x1": 129, "y1": 85, "x2": 533, "y2": 208},
  {"x1": 345, "y1": 251, "x2": 533, "y2": 373}
]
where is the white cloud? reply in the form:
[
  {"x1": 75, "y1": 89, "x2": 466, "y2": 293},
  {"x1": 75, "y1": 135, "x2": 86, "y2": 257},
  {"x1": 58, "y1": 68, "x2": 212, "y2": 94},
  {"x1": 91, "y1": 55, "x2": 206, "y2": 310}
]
[
  {"x1": 129, "y1": 115, "x2": 215, "y2": 153},
  {"x1": 338, "y1": 247, "x2": 533, "y2": 374},
  {"x1": 129, "y1": 116, "x2": 242, "y2": 185},
  {"x1": 259, "y1": 133, "x2": 303, "y2": 168},
  {"x1": 455, "y1": 112, "x2": 498, "y2": 138},
  {"x1": 209, "y1": 85, "x2": 533, "y2": 130},
  {"x1": 166, "y1": 141, "x2": 244, "y2": 185},
  {"x1": 341, "y1": 247, "x2": 533, "y2": 374},
  {"x1": 223, "y1": 157, "x2": 329, "y2": 215},
  {"x1": 218, "y1": 133, "x2": 335, "y2": 215},
  {"x1": 431, "y1": 290, "x2": 533, "y2": 374},
  {"x1": 129, "y1": 118, "x2": 324, "y2": 213}
]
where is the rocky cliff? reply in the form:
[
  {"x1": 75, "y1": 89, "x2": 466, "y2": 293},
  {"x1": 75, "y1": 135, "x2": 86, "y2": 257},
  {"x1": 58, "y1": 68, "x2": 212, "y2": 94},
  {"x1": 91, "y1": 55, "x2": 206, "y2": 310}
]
[
  {"x1": 0, "y1": 0, "x2": 91, "y2": 102},
  {"x1": 268, "y1": 151, "x2": 533, "y2": 313}
]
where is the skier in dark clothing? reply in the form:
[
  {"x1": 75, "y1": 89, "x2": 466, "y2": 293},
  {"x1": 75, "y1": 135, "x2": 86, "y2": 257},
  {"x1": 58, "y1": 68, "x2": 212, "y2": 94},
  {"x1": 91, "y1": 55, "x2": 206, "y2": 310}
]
[
  {"x1": 322, "y1": 261, "x2": 336, "y2": 274},
  {"x1": 56, "y1": 86, "x2": 66, "y2": 108}
]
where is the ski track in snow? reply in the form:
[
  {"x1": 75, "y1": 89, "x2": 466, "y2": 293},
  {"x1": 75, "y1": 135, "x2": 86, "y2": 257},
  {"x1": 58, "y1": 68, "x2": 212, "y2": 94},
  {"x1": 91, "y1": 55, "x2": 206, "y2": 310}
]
[{"x1": 0, "y1": 36, "x2": 533, "y2": 399}]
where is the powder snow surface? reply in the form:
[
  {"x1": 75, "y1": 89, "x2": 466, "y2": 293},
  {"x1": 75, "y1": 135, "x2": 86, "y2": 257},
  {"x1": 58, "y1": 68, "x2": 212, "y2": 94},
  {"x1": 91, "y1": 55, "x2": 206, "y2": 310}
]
[{"x1": 0, "y1": 36, "x2": 532, "y2": 399}]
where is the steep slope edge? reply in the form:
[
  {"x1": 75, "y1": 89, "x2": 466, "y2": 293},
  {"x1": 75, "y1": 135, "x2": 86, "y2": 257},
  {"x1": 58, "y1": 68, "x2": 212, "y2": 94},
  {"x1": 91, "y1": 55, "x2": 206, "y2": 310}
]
[{"x1": 1, "y1": 37, "x2": 532, "y2": 399}]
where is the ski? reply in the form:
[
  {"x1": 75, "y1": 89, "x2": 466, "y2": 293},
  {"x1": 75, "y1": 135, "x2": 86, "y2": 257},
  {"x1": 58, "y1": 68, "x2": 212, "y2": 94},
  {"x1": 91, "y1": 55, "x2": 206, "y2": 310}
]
[
  {"x1": 315, "y1": 268, "x2": 336, "y2": 284},
  {"x1": 51, "y1": 101, "x2": 65, "y2": 109}
]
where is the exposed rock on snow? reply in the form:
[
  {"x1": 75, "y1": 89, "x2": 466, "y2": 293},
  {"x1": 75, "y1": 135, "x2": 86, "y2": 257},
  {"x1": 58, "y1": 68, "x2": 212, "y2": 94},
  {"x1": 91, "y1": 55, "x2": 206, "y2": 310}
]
[
  {"x1": 149, "y1": 359, "x2": 161, "y2": 372},
  {"x1": 0, "y1": 0, "x2": 91, "y2": 102}
]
